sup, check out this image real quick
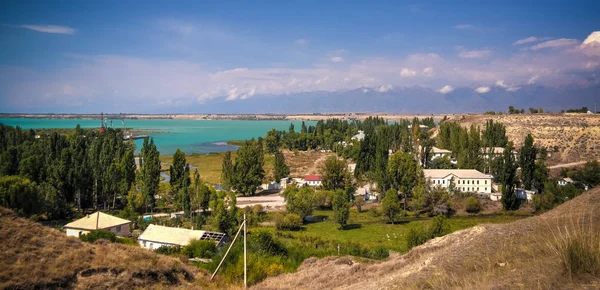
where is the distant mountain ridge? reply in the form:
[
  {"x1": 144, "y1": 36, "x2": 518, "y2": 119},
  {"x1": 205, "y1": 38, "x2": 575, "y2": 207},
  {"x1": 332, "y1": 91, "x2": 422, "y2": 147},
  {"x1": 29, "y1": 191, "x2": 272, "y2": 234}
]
[{"x1": 156, "y1": 84, "x2": 600, "y2": 114}]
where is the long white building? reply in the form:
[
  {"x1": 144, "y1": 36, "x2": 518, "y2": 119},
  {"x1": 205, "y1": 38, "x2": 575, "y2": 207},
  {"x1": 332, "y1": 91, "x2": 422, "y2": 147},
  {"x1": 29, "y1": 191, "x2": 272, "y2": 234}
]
[
  {"x1": 138, "y1": 224, "x2": 226, "y2": 250},
  {"x1": 423, "y1": 169, "x2": 493, "y2": 194}
]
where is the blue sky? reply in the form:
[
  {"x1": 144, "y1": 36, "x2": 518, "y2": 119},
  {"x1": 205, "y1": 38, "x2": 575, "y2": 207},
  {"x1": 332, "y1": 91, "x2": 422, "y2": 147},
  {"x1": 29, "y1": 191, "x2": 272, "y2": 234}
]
[{"x1": 1, "y1": 0, "x2": 599, "y2": 113}]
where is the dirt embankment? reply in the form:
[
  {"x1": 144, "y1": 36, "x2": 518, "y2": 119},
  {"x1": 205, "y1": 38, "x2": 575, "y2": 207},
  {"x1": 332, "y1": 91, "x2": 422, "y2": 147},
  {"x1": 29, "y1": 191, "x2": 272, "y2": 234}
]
[
  {"x1": 449, "y1": 114, "x2": 600, "y2": 164},
  {"x1": 255, "y1": 187, "x2": 600, "y2": 289},
  {"x1": 0, "y1": 208, "x2": 208, "y2": 289}
]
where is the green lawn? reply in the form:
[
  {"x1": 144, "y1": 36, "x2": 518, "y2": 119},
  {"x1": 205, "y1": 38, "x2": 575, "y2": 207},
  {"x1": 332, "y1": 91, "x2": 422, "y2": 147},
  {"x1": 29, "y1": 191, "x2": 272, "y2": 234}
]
[
  {"x1": 160, "y1": 153, "x2": 274, "y2": 185},
  {"x1": 264, "y1": 209, "x2": 530, "y2": 253}
]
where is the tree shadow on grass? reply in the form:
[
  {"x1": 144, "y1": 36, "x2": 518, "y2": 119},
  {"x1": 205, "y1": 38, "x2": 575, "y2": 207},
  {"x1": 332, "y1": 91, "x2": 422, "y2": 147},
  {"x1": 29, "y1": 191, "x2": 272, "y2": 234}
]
[
  {"x1": 304, "y1": 215, "x2": 329, "y2": 224},
  {"x1": 343, "y1": 224, "x2": 362, "y2": 230}
]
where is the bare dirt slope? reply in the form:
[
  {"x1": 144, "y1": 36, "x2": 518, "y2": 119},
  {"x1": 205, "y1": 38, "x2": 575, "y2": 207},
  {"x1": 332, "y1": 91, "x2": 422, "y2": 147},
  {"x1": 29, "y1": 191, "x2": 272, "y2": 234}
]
[
  {"x1": 448, "y1": 114, "x2": 600, "y2": 163},
  {"x1": 255, "y1": 187, "x2": 600, "y2": 290},
  {"x1": 0, "y1": 208, "x2": 208, "y2": 290}
]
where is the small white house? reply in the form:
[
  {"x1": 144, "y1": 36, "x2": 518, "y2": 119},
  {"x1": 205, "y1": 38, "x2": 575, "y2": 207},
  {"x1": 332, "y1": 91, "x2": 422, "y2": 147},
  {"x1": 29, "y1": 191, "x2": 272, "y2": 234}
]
[
  {"x1": 303, "y1": 175, "x2": 322, "y2": 187},
  {"x1": 351, "y1": 130, "x2": 365, "y2": 141},
  {"x1": 429, "y1": 146, "x2": 452, "y2": 160},
  {"x1": 64, "y1": 212, "x2": 132, "y2": 238},
  {"x1": 138, "y1": 224, "x2": 226, "y2": 250},
  {"x1": 558, "y1": 177, "x2": 574, "y2": 186},
  {"x1": 490, "y1": 192, "x2": 502, "y2": 201}
]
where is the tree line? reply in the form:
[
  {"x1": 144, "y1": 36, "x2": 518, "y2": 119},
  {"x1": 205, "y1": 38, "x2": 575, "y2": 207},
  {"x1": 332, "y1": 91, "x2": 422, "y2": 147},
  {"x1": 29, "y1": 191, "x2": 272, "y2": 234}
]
[{"x1": 0, "y1": 124, "x2": 143, "y2": 219}]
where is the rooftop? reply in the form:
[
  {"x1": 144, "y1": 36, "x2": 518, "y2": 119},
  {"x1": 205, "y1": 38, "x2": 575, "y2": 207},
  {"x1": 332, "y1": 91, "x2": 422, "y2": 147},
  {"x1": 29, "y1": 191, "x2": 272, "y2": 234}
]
[
  {"x1": 431, "y1": 146, "x2": 452, "y2": 154},
  {"x1": 64, "y1": 212, "x2": 131, "y2": 230},
  {"x1": 481, "y1": 147, "x2": 505, "y2": 154},
  {"x1": 423, "y1": 169, "x2": 491, "y2": 179},
  {"x1": 138, "y1": 224, "x2": 226, "y2": 246},
  {"x1": 304, "y1": 175, "x2": 322, "y2": 181}
]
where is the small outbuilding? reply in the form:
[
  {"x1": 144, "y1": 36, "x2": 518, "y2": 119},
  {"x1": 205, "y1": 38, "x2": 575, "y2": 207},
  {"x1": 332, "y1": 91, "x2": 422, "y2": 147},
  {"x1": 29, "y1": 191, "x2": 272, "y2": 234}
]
[{"x1": 64, "y1": 211, "x2": 132, "y2": 238}]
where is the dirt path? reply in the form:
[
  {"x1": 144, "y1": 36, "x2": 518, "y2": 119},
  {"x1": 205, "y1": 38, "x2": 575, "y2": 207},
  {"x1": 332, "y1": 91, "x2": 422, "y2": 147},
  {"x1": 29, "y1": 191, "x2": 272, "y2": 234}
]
[
  {"x1": 548, "y1": 159, "x2": 599, "y2": 169},
  {"x1": 306, "y1": 153, "x2": 328, "y2": 175}
]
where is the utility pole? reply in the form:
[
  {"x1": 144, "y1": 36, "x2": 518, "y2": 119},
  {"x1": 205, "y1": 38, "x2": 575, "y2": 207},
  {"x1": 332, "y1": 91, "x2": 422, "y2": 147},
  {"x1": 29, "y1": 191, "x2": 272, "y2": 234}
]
[{"x1": 244, "y1": 213, "x2": 247, "y2": 288}]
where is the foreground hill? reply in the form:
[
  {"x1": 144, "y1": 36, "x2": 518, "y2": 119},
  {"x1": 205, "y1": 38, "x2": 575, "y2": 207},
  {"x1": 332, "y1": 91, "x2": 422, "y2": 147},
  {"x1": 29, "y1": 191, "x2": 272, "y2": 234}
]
[
  {"x1": 255, "y1": 187, "x2": 600, "y2": 289},
  {"x1": 446, "y1": 113, "x2": 600, "y2": 164},
  {"x1": 0, "y1": 208, "x2": 207, "y2": 289}
]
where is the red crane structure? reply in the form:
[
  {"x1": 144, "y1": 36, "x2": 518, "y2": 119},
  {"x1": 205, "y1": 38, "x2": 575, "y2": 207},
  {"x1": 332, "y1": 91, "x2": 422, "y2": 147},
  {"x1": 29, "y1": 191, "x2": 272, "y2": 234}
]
[{"x1": 99, "y1": 112, "x2": 106, "y2": 133}]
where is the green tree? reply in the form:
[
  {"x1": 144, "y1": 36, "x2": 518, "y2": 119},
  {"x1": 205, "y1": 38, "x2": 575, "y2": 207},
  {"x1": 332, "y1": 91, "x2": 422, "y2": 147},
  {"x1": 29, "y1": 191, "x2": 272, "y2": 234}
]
[
  {"x1": 221, "y1": 151, "x2": 233, "y2": 190},
  {"x1": 430, "y1": 156, "x2": 453, "y2": 169},
  {"x1": 264, "y1": 129, "x2": 281, "y2": 154},
  {"x1": 519, "y1": 134, "x2": 537, "y2": 190},
  {"x1": 0, "y1": 176, "x2": 41, "y2": 217},
  {"x1": 320, "y1": 156, "x2": 350, "y2": 191},
  {"x1": 332, "y1": 190, "x2": 350, "y2": 230},
  {"x1": 232, "y1": 140, "x2": 265, "y2": 196},
  {"x1": 501, "y1": 143, "x2": 520, "y2": 211},
  {"x1": 140, "y1": 137, "x2": 160, "y2": 213},
  {"x1": 273, "y1": 150, "x2": 290, "y2": 182},
  {"x1": 169, "y1": 149, "x2": 187, "y2": 193},
  {"x1": 381, "y1": 189, "x2": 402, "y2": 224},
  {"x1": 283, "y1": 186, "x2": 317, "y2": 220},
  {"x1": 354, "y1": 195, "x2": 365, "y2": 212}
]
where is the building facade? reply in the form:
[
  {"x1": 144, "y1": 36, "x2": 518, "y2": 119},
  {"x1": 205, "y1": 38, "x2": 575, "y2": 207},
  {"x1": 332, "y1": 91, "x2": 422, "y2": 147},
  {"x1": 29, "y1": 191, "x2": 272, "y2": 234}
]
[{"x1": 423, "y1": 169, "x2": 493, "y2": 194}]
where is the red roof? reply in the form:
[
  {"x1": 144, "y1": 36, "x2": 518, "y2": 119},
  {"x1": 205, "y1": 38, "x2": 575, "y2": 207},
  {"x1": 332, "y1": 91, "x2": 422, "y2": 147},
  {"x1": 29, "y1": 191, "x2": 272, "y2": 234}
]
[{"x1": 304, "y1": 175, "x2": 322, "y2": 181}]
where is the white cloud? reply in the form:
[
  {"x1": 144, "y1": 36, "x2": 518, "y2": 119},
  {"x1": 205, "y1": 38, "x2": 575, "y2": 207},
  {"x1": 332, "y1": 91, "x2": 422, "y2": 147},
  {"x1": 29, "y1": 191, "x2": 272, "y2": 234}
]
[
  {"x1": 459, "y1": 49, "x2": 492, "y2": 59},
  {"x1": 438, "y1": 85, "x2": 454, "y2": 94},
  {"x1": 530, "y1": 38, "x2": 579, "y2": 50},
  {"x1": 495, "y1": 80, "x2": 520, "y2": 91},
  {"x1": 331, "y1": 56, "x2": 344, "y2": 63},
  {"x1": 363, "y1": 89, "x2": 369, "y2": 93},
  {"x1": 422, "y1": 67, "x2": 434, "y2": 77},
  {"x1": 400, "y1": 68, "x2": 417, "y2": 77},
  {"x1": 454, "y1": 24, "x2": 477, "y2": 30},
  {"x1": 295, "y1": 39, "x2": 308, "y2": 45},
  {"x1": 513, "y1": 37, "x2": 541, "y2": 45},
  {"x1": 528, "y1": 75, "x2": 540, "y2": 85},
  {"x1": 580, "y1": 31, "x2": 600, "y2": 56},
  {"x1": 475, "y1": 86, "x2": 491, "y2": 93},
  {"x1": 376, "y1": 85, "x2": 393, "y2": 92},
  {"x1": 19, "y1": 24, "x2": 75, "y2": 34}
]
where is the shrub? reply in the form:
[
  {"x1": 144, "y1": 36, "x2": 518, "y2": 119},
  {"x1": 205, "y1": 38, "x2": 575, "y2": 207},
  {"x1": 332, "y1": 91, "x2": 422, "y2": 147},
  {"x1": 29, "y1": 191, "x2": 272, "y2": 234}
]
[
  {"x1": 253, "y1": 204, "x2": 264, "y2": 215},
  {"x1": 116, "y1": 237, "x2": 138, "y2": 246},
  {"x1": 407, "y1": 215, "x2": 450, "y2": 250},
  {"x1": 550, "y1": 222, "x2": 600, "y2": 278},
  {"x1": 275, "y1": 213, "x2": 303, "y2": 231},
  {"x1": 155, "y1": 245, "x2": 182, "y2": 255},
  {"x1": 369, "y1": 207, "x2": 380, "y2": 217},
  {"x1": 79, "y1": 230, "x2": 117, "y2": 243},
  {"x1": 464, "y1": 196, "x2": 482, "y2": 213},
  {"x1": 370, "y1": 246, "x2": 390, "y2": 259},
  {"x1": 181, "y1": 239, "x2": 217, "y2": 258}
]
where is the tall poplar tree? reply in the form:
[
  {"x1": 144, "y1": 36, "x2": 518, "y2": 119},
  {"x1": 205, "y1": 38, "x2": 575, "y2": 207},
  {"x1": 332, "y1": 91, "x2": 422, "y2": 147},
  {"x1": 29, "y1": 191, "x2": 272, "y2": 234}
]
[
  {"x1": 221, "y1": 151, "x2": 233, "y2": 190},
  {"x1": 501, "y1": 142, "x2": 520, "y2": 210},
  {"x1": 273, "y1": 150, "x2": 290, "y2": 181},
  {"x1": 519, "y1": 134, "x2": 537, "y2": 190},
  {"x1": 140, "y1": 137, "x2": 160, "y2": 213}
]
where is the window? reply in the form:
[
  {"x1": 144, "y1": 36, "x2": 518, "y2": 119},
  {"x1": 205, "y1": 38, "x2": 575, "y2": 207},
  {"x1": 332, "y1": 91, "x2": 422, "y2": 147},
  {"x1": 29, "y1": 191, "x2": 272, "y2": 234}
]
[
  {"x1": 442, "y1": 180, "x2": 445, "y2": 184},
  {"x1": 477, "y1": 180, "x2": 479, "y2": 185},
  {"x1": 116, "y1": 226, "x2": 122, "y2": 233},
  {"x1": 143, "y1": 241, "x2": 147, "y2": 247},
  {"x1": 485, "y1": 187, "x2": 487, "y2": 191},
  {"x1": 149, "y1": 243, "x2": 153, "y2": 249},
  {"x1": 485, "y1": 180, "x2": 488, "y2": 184}
]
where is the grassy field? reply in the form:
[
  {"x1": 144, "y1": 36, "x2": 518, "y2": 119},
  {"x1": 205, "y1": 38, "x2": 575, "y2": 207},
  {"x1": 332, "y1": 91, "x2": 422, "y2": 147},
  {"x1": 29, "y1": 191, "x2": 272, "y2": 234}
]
[
  {"x1": 264, "y1": 209, "x2": 531, "y2": 253},
  {"x1": 160, "y1": 152, "x2": 275, "y2": 185}
]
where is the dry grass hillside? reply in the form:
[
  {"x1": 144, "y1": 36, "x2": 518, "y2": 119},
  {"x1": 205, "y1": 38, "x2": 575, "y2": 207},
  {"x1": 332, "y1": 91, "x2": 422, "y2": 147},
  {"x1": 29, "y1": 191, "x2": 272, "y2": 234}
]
[
  {"x1": 255, "y1": 187, "x2": 600, "y2": 290},
  {"x1": 447, "y1": 114, "x2": 600, "y2": 163},
  {"x1": 0, "y1": 207, "x2": 210, "y2": 289}
]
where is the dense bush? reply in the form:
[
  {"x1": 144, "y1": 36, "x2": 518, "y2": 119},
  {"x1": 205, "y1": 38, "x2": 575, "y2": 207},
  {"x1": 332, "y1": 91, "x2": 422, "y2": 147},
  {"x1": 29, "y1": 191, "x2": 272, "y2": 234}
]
[
  {"x1": 406, "y1": 215, "x2": 450, "y2": 250},
  {"x1": 275, "y1": 213, "x2": 303, "y2": 231},
  {"x1": 181, "y1": 239, "x2": 217, "y2": 258},
  {"x1": 464, "y1": 196, "x2": 482, "y2": 213},
  {"x1": 155, "y1": 245, "x2": 182, "y2": 255},
  {"x1": 116, "y1": 237, "x2": 138, "y2": 246},
  {"x1": 79, "y1": 229, "x2": 117, "y2": 243}
]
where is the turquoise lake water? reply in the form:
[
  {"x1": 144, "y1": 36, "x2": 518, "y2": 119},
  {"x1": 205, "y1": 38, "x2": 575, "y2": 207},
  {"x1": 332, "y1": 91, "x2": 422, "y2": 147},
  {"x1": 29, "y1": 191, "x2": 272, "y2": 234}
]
[{"x1": 0, "y1": 118, "x2": 313, "y2": 155}]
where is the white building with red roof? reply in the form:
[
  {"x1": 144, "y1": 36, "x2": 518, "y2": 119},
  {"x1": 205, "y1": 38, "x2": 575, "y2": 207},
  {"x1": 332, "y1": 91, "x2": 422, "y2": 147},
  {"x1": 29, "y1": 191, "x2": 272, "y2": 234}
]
[{"x1": 303, "y1": 175, "x2": 322, "y2": 187}]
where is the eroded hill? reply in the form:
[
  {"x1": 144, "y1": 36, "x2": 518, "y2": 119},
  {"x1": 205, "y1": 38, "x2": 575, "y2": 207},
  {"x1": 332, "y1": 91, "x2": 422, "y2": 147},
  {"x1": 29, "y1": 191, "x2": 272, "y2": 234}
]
[
  {"x1": 0, "y1": 208, "x2": 207, "y2": 289},
  {"x1": 255, "y1": 187, "x2": 600, "y2": 289},
  {"x1": 445, "y1": 114, "x2": 600, "y2": 163}
]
